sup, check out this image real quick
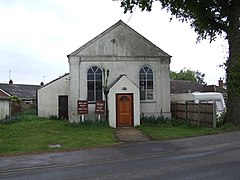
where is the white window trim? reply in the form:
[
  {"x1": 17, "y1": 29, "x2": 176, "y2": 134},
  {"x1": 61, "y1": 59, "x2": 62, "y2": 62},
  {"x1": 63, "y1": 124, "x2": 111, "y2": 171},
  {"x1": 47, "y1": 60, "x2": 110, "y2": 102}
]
[
  {"x1": 86, "y1": 66, "x2": 103, "y2": 103},
  {"x1": 139, "y1": 65, "x2": 155, "y2": 102}
]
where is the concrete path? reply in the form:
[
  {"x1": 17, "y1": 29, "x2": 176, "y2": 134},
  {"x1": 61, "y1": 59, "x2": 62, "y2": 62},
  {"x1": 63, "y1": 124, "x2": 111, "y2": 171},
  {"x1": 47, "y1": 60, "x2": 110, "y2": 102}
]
[{"x1": 115, "y1": 127, "x2": 151, "y2": 142}]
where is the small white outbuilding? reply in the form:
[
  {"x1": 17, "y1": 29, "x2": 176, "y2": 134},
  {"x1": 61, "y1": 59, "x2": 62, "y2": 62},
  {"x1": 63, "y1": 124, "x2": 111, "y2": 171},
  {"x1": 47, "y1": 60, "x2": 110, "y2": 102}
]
[{"x1": 0, "y1": 89, "x2": 10, "y2": 120}]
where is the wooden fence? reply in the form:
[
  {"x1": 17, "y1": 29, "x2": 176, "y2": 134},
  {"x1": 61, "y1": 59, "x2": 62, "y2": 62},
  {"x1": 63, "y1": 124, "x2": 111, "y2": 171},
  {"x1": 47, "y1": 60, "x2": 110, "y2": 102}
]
[
  {"x1": 11, "y1": 103, "x2": 36, "y2": 116},
  {"x1": 171, "y1": 102, "x2": 216, "y2": 128},
  {"x1": 11, "y1": 103, "x2": 22, "y2": 116}
]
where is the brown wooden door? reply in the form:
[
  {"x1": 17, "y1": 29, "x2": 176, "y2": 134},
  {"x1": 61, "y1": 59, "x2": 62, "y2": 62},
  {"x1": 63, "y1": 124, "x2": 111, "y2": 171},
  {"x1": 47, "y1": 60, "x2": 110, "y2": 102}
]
[
  {"x1": 116, "y1": 94, "x2": 133, "y2": 127},
  {"x1": 58, "y1": 96, "x2": 68, "y2": 119}
]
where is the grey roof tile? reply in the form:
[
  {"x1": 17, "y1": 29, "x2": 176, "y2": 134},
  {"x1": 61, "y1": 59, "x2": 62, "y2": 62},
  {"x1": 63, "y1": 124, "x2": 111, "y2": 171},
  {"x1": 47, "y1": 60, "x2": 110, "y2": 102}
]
[
  {"x1": 0, "y1": 83, "x2": 40, "y2": 99},
  {"x1": 170, "y1": 80, "x2": 227, "y2": 94}
]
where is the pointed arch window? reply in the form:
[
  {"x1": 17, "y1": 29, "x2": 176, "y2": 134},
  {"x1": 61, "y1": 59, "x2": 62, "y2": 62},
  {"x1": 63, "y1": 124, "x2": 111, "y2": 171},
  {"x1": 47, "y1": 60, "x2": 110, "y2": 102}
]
[
  {"x1": 87, "y1": 66, "x2": 103, "y2": 101},
  {"x1": 139, "y1": 66, "x2": 154, "y2": 100}
]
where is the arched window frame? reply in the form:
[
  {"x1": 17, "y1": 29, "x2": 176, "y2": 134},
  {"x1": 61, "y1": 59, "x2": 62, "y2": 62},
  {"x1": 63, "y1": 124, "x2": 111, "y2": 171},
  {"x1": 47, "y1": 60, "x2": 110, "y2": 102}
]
[
  {"x1": 87, "y1": 66, "x2": 103, "y2": 102},
  {"x1": 139, "y1": 66, "x2": 154, "y2": 101}
]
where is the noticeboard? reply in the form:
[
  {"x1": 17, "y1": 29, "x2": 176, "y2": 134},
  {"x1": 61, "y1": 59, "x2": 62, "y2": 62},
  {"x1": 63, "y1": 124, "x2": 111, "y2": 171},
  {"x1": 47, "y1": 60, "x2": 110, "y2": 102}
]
[
  {"x1": 95, "y1": 101, "x2": 105, "y2": 114},
  {"x1": 77, "y1": 100, "x2": 88, "y2": 114}
]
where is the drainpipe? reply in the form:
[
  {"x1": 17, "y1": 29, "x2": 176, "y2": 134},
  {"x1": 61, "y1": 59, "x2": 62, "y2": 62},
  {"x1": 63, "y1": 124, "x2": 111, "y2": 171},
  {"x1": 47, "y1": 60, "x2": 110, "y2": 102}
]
[
  {"x1": 160, "y1": 63, "x2": 163, "y2": 116},
  {"x1": 78, "y1": 57, "x2": 81, "y2": 99}
]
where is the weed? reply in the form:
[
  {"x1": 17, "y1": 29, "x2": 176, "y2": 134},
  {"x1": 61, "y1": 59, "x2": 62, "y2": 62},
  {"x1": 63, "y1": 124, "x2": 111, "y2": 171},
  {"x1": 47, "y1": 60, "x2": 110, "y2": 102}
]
[
  {"x1": 140, "y1": 114, "x2": 186, "y2": 127},
  {"x1": 48, "y1": 115, "x2": 58, "y2": 120}
]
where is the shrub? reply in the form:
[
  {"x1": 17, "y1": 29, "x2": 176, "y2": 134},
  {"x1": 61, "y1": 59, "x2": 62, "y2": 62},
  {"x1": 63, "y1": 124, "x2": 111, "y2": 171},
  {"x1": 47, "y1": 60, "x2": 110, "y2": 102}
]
[
  {"x1": 0, "y1": 115, "x2": 18, "y2": 124},
  {"x1": 69, "y1": 119, "x2": 109, "y2": 127},
  {"x1": 140, "y1": 114, "x2": 180, "y2": 126},
  {"x1": 216, "y1": 111, "x2": 226, "y2": 128},
  {"x1": 16, "y1": 109, "x2": 36, "y2": 116},
  {"x1": 48, "y1": 115, "x2": 59, "y2": 120},
  {"x1": 140, "y1": 113, "x2": 199, "y2": 127}
]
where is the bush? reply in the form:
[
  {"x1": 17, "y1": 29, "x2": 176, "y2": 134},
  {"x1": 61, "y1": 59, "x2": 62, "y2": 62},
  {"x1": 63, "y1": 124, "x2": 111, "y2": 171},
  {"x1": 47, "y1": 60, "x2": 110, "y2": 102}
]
[
  {"x1": 216, "y1": 111, "x2": 226, "y2": 128},
  {"x1": 140, "y1": 113, "x2": 198, "y2": 127},
  {"x1": 140, "y1": 114, "x2": 181, "y2": 126},
  {"x1": 48, "y1": 115, "x2": 59, "y2": 120},
  {"x1": 0, "y1": 115, "x2": 18, "y2": 124},
  {"x1": 16, "y1": 109, "x2": 36, "y2": 116},
  {"x1": 0, "y1": 110, "x2": 38, "y2": 124},
  {"x1": 68, "y1": 119, "x2": 109, "y2": 127}
]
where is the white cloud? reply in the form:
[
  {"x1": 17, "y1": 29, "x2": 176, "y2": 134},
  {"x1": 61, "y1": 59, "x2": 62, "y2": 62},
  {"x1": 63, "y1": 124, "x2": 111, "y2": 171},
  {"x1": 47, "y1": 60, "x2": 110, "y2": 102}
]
[{"x1": 0, "y1": 0, "x2": 227, "y2": 85}]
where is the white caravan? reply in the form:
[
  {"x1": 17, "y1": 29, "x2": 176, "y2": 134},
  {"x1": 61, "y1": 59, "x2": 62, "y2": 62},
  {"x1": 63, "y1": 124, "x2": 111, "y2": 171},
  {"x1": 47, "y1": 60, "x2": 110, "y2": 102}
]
[{"x1": 171, "y1": 92, "x2": 226, "y2": 114}]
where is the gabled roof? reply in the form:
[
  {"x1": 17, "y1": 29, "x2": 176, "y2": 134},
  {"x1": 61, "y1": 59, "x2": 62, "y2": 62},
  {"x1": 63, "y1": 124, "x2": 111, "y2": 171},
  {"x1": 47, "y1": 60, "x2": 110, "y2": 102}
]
[
  {"x1": 0, "y1": 89, "x2": 10, "y2": 97},
  {"x1": 106, "y1": 74, "x2": 138, "y2": 92},
  {"x1": 0, "y1": 83, "x2": 40, "y2": 99},
  {"x1": 106, "y1": 74, "x2": 125, "y2": 92},
  {"x1": 38, "y1": 73, "x2": 70, "y2": 89},
  {"x1": 170, "y1": 80, "x2": 205, "y2": 94},
  {"x1": 68, "y1": 20, "x2": 171, "y2": 58},
  {"x1": 170, "y1": 80, "x2": 227, "y2": 95},
  {"x1": 204, "y1": 85, "x2": 227, "y2": 94}
]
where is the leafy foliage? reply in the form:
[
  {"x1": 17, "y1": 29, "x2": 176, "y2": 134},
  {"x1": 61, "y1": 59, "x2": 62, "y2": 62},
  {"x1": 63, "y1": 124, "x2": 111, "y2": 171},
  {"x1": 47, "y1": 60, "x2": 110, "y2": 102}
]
[
  {"x1": 67, "y1": 120, "x2": 109, "y2": 127},
  {"x1": 170, "y1": 69, "x2": 196, "y2": 82},
  {"x1": 0, "y1": 116, "x2": 18, "y2": 124},
  {"x1": 195, "y1": 70, "x2": 206, "y2": 85},
  {"x1": 216, "y1": 110, "x2": 226, "y2": 128},
  {"x1": 103, "y1": 68, "x2": 110, "y2": 122},
  {"x1": 120, "y1": 0, "x2": 231, "y2": 41},
  {"x1": 119, "y1": 0, "x2": 240, "y2": 125},
  {"x1": 140, "y1": 114, "x2": 185, "y2": 126},
  {"x1": 0, "y1": 109, "x2": 37, "y2": 124},
  {"x1": 10, "y1": 95, "x2": 21, "y2": 104},
  {"x1": 139, "y1": 114, "x2": 238, "y2": 140},
  {"x1": 170, "y1": 68, "x2": 206, "y2": 84}
]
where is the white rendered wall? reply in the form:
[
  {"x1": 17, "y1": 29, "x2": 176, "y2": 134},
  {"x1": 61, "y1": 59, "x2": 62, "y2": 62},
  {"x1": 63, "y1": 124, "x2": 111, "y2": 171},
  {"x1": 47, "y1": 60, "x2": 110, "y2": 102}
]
[
  {"x1": 108, "y1": 75, "x2": 140, "y2": 128},
  {"x1": 38, "y1": 75, "x2": 70, "y2": 118},
  {"x1": 68, "y1": 57, "x2": 171, "y2": 123},
  {"x1": 0, "y1": 99, "x2": 10, "y2": 120},
  {"x1": 68, "y1": 21, "x2": 171, "y2": 122}
]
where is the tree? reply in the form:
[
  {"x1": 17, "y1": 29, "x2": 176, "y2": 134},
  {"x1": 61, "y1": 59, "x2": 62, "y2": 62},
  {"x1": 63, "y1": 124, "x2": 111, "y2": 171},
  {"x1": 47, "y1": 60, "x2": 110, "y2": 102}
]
[
  {"x1": 195, "y1": 70, "x2": 206, "y2": 85},
  {"x1": 10, "y1": 95, "x2": 22, "y2": 116},
  {"x1": 170, "y1": 69, "x2": 195, "y2": 82},
  {"x1": 10, "y1": 95, "x2": 21, "y2": 104},
  {"x1": 103, "y1": 68, "x2": 110, "y2": 122},
  {"x1": 170, "y1": 68, "x2": 206, "y2": 84},
  {"x1": 119, "y1": 0, "x2": 240, "y2": 125}
]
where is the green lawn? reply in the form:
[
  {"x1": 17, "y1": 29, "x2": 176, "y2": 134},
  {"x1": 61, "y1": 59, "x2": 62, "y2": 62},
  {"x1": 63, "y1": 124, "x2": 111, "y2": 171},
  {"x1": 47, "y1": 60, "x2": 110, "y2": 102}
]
[
  {"x1": 0, "y1": 115, "x2": 118, "y2": 156},
  {"x1": 138, "y1": 122, "x2": 239, "y2": 140},
  {"x1": 1, "y1": 114, "x2": 239, "y2": 156}
]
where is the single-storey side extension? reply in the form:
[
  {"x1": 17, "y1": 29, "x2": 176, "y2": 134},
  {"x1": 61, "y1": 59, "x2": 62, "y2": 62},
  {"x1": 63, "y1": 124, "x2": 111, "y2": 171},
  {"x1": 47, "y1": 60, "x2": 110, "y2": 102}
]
[
  {"x1": 38, "y1": 74, "x2": 70, "y2": 119},
  {"x1": 0, "y1": 89, "x2": 10, "y2": 120}
]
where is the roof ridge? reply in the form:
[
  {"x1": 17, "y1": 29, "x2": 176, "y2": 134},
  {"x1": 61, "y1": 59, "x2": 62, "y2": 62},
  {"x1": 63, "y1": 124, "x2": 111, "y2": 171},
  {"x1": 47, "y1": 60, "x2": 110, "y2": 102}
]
[
  {"x1": 39, "y1": 73, "x2": 70, "y2": 89},
  {"x1": 68, "y1": 20, "x2": 123, "y2": 57},
  {"x1": 68, "y1": 20, "x2": 171, "y2": 57},
  {"x1": 106, "y1": 74, "x2": 126, "y2": 92},
  {"x1": 0, "y1": 83, "x2": 40, "y2": 86}
]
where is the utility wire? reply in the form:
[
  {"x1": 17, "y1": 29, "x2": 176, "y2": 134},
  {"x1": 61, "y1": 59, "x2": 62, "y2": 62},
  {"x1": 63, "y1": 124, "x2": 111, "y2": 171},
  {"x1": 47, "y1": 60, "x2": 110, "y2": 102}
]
[{"x1": 113, "y1": 6, "x2": 137, "y2": 40}]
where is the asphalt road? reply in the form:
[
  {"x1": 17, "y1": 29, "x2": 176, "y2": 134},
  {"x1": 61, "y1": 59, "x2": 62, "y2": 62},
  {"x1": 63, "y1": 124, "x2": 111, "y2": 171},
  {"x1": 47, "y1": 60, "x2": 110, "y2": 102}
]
[{"x1": 0, "y1": 131, "x2": 240, "y2": 180}]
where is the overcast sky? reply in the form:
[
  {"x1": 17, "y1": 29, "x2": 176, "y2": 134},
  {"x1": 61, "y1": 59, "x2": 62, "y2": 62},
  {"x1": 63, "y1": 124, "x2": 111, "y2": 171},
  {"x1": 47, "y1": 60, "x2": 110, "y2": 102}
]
[{"x1": 0, "y1": 0, "x2": 228, "y2": 85}]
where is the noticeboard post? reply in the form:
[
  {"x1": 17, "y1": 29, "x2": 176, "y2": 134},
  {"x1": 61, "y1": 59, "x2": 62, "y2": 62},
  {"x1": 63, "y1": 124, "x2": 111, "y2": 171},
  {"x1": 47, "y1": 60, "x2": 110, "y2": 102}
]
[
  {"x1": 77, "y1": 100, "x2": 88, "y2": 122},
  {"x1": 77, "y1": 100, "x2": 88, "y2": 114},
  {"x1": 95, "y1": 101, "x2": 105, "y2": 121},
  {"x1": 95, "y1": 101, "x2": 105, "y2": 114}
]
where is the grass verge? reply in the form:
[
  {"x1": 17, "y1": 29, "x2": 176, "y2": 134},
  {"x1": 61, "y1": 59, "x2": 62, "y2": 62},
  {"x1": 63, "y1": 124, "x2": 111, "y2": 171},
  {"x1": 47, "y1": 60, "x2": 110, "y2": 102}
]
[
  {"x1": 0, "y1": 115, "x2": 118, "y2": 156},
  {"x1": 138, "y1": 122, "x2": 239, "y2": 140}
]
